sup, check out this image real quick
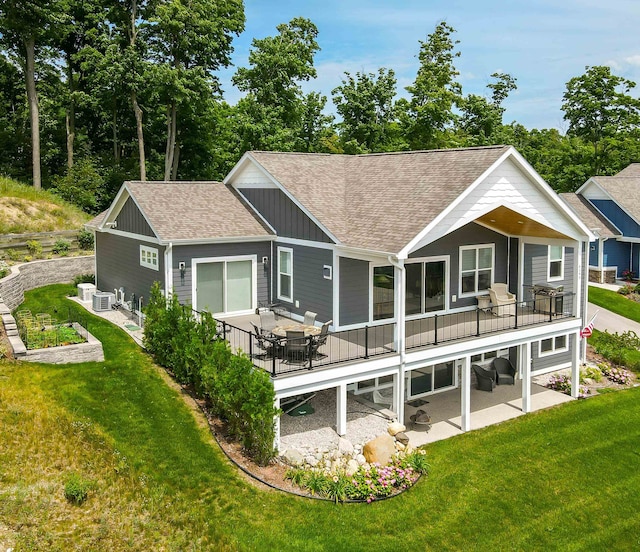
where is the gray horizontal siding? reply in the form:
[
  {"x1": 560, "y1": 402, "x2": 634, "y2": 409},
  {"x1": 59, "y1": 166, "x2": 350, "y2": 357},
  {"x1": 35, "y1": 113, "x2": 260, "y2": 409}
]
[
  {"x1": 95, "y1": 232, "x2": 164, "y2": 303},
  {"x1": 239, "y1": 188, "x2": 333, "y2": 243},
  {"x1": 522, "y1": 244, "x2": 574, "y2": 302},
  {"x1": 172, "y1": 242, "x2": 271, "y2": 308},
  {"x1": 339, "y1": 257, "x2": 369, "y2": 325},
  {"x1": 532, "y1": 333, "x2": 574, "y2": 372},
  {"x1": 115, "y1": 197, "x2": 156, "y2": 237},
  {"x1": 275, "y1": 243, "x2": 333, "y2": 323},
  {"x1": 410, "y1": 222, "x2": 509, "y2": 309}
]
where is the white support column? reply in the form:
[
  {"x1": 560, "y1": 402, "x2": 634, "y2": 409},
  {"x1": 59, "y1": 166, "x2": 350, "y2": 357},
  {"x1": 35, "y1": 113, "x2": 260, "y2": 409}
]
[
  {"x1": 571, "y1": 332, "x2": 581, "y2": 398},
  {"x1": 336, "y1": 384, "x2": 347, "y2": 436},
  {"x1": 395, "y1": 365, "x2": 406, "y2": 424},
  {"x1": 599, "y1": 238, "x2": 605, "y2": 283},
  {"x1": 273, "y1": 397, "x2": 281, "y2": 452},
  {"x1": 460, "y1": 356, "x2": 471, "y2": 432},
  {"x1": 521, "y1": 342, "x2": 532, "y2": 413}
]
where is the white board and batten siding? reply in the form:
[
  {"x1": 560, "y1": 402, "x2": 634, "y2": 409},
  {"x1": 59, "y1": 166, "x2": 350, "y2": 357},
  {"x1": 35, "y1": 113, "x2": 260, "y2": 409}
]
[{"x1": 414, "y1": 158, "x2": 584, "y2": 251}]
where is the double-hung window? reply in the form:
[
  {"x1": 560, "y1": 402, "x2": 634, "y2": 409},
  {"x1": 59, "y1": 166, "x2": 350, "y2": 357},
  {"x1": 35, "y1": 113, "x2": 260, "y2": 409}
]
[
  {"x1": 548, "y1": 245, "x2": 564, "y2": 281},
  {"x1": 459, "y1": 244, "x2": 494, "y2": 296},
  {"x1": 278, "y1": 247, "x2": 293, "y2": 302},
  {"x1": 140, "y1": 245, "x2": 159, "y2": 270}
]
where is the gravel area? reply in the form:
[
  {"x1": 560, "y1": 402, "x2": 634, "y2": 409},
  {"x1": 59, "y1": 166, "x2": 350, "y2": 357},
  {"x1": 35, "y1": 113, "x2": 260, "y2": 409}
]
[{"x1": 279, "y1": 388, "x2": 393, "y2": 454}]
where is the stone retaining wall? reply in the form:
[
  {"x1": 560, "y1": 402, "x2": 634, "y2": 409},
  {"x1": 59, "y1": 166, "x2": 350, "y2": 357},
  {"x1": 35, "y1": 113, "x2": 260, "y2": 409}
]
[
  {"x1": 22, "y1": 322, "x2": 104, "y2": 364},
  {"x1": 0, "y1": 256, "x2": 94, "y2": 310}
]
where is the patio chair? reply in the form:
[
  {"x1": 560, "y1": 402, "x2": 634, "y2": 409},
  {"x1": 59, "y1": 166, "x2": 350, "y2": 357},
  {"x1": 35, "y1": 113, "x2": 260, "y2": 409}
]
[
  {"x1": 303, "y1": 310, "x2": 317, "y2": 327},
  {"x1": 250, "y1": 322, "x2": 274, "y2": 358},
  {"x1": 488, "y1": 283, "x2": 516, "y2": 317},
  {"x1": 259, "y1": 310, "x2": 277, "y2": 334},
  {"x1": 372, "y1": 389, "x2": 393, "y2": 407},
  {"x1": 284, "y1": 330, "x2": 308, "y2": 364},
  {"x1": 310, "y1": 319, "x2": 332, "y2": 359},
  {"x1": 472, "y1": 364, "x2": 496, "y2": 392},
  {"x1": 492, "y1": 356, "x2": 516, "y2": 385}
]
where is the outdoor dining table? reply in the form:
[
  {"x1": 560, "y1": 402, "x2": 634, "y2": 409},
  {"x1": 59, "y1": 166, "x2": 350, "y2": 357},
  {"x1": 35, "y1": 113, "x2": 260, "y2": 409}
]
[{"x1": 270, "y1": 323, "x2": 321, "y2": 338}]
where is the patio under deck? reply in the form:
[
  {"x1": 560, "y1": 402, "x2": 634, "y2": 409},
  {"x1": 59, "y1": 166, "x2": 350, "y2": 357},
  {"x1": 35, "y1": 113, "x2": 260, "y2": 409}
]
[
  {"x1": 220, "y1": 298, "x2": 576, "y2": 377},
  {"x1": 278, "y1": 378, "x2": 574, "y2": 453}
]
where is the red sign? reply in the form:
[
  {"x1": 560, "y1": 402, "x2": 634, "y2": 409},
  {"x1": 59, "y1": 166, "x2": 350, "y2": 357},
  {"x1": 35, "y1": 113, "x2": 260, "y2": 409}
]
[{"x1": 580, "y1": 327, "x2": 592, "y2": 339}]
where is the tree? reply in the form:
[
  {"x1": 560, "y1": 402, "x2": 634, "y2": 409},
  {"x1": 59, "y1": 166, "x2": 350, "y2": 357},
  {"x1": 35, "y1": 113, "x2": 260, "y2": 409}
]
[
  {"x1": 459, "y1": 72, "x2": 517, "y2": 145},
  {"x1": 562, "y1": 65, "x2": 640, "y2": 174},
  {"x1": 149, "y1": 0, "x2": 244, "y2": 180},
  {"x1": 232, "y1": 17, "x2": 320, "y2": 151},
  {"x1": 0, "y1": 0, "x2": 61, "y2": 189},
  {"x1": 332, "y1": 68, "x2": 399, "y2": 152},
  {"x1": 401, "y1": 21, "x2": 462, "y2": 150},
  {"x1": 298, "y1": 91, "x2": 334, "y2": 152}
]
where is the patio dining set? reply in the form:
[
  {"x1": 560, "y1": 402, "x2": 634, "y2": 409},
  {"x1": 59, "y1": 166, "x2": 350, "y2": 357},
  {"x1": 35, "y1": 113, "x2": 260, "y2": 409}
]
[{"x1": 251, "y1": 310, "x2": 332, "y2": 365}]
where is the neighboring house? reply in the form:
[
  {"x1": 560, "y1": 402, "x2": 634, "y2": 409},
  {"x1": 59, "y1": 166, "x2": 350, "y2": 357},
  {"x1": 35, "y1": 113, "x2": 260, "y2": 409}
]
[
  {"x1": 561, "y1": 163, "x2": 640, "y2": 283},
  {"x1": 89, "y1": 146, "x2": 593, "y2": 446}
]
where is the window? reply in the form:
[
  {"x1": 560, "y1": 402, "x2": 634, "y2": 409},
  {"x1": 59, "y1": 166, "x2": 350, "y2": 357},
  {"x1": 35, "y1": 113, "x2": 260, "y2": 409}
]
[
  {"x1": 548, "y1": 245, "x2": 564, "y2": 281},
  {"x1": 539, "y1": 335, "x2": 568, "y2": 357},
  {"x1": 460, "y1": 244, "x2": 494, "y2": 296},
  {"x1": 471, "y1": 349, "x2": 509, "y2": 364},
  {"x1": 405, "y1": 259, "x2": 447, "y2": 315},
  {"x1": 278, "y1": 247, "x2": 293, "y2": 302},
  {"x1": 140, "y1": 245, "x2": 159, "y2": 270},
  {"x1": 373, "y1": 265, "x2": 394, "y2": 320}
]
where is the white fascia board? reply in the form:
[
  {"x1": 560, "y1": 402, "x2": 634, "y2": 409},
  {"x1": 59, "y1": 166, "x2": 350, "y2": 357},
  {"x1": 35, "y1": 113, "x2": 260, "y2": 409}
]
[
  {"x1": 99, "y1": 182, "x2": 130, "y2": 230},
  {"x1": 222, "y1": 151, "x2": 255, "y2": 185},
  {"x1": 575, "y1": 177, "x2": 608, "y2": 196},
  {"x1": 272, "y1": 355, "x2": 401, "y2": 395},
  {"x1": 108, "y1": 229, "x2": 160, "y2": 244},
  {"x1": 615, "y1": 236, "x2": 640, "y2": 244},
  {"x1": 227, "y1": 153, "x2": 342, "y2": 245},
  {"x1": 335, "y1": 244, "x2": 397, "y2": 261},
  {"x1": 399, "y1": 148, "x2": 515, "y2": 259}
]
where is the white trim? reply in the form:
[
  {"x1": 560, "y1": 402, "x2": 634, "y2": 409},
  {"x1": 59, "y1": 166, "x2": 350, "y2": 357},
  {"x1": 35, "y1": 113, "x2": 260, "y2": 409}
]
[
  {"x1": 531, "y1": 362, "x2": 572, "y2": 376},
  {"x1": 165, "y1": 242, "x2": 173, "y2": 295},
  {"x1": 538, "y1": 334, "x2": 569, "y2": 357},
  {"x1": 275, "y1": 236, "x2": 335, "y2": 250},
  {"x1": 548, "y1": 245, "x2": 565, "y2": 282},
  {"x1": 192, "y1": 255, "x2": 257, "y2": 316},
  {"x1": 323, "y1": 265, "x2": 333, "y2": 280},
  {"x1": 458, "y1": 243, "x2": 494, "y2": 298},
  {"x1": 107, "y1": 229, "x2": 161, "y2": 244},
  {"x1": 333, "y1": 249, "x2": 340, "y2": 327},
  {"x1": 140, "y1": 245, "x2": 159, "y2": 271},
  {"x1": 277, "y1": 246, "x2": 293, "y2": 302}
]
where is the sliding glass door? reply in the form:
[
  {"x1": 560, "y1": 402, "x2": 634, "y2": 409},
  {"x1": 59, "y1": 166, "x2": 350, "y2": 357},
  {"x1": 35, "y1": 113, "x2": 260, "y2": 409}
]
[
  {"x1": 405, "y1": 258, "x2": 447, "y2": 315},
  {"x1": 407, "y1": 362, "x2": 455, "y2": 399},
  {"x1": 195, "y1": 258, "x2": 254, "y2": 315}
]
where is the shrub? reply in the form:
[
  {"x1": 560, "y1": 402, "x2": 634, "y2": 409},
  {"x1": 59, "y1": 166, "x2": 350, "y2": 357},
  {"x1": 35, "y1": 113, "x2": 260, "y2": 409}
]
[
  {"x1": 52, "y1": 239, "x2": 71, "y2": 255},
  {"x1": 77, "y1": 229, "x2": 94, "y2": 250},
  {"x1": 599, "y1": 363, "x2": 632, "y2": 385},
  {"x1": 0, "y1": 267, "x2": 8, "y2": 279},
  {"x1": 618, "y1": 283, "x2": 633, "y2": 296},
  {"x1": 72, "y1": 274, "x2": 95, "y2": 286},
  {"x1": 547, "y1": 374, "x2": 590, "y2": 398},
  {"x1": 5, "y1": 249, "x2": 21, "y2": 261},
  {"x1": 591, "y1": 330, "x2": 640, "y2": 371},
  {"x1": 26, "y1": 240, "x2": 42, "y2": 258},
  {"x1": 64, "y1": 472, "x2": 92, "y2": 505},
  {"x1": 581, "y1": 365, "x2": 603, "y2": 382},
  {"x1": 144, "y1": 282, "x2": 279, "y2": 465}
]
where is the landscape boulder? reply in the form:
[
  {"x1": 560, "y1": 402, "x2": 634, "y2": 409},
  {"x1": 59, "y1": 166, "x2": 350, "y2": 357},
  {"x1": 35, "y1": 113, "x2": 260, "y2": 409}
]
[{"x1": 363, "y1": 433, "x2": 396, "y2": 465}]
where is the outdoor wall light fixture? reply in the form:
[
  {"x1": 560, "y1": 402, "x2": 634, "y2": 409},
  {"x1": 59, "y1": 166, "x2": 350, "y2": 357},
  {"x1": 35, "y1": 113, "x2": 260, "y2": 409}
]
[
  {"x1": 179, "y1": 261, "x2": 186, "y2": 281},
  {"x1": 262, "y1": 256, "x2": 269, "y2": 266}
]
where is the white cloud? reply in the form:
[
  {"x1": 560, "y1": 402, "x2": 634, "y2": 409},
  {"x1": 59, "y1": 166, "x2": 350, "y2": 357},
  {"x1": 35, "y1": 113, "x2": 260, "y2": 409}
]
[{"x1": 625, "y1": 55, "x2": 640, "y2": 67}]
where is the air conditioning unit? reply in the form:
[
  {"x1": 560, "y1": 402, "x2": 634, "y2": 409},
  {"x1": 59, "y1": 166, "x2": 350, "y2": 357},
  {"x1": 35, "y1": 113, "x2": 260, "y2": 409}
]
[
  {"x1": 93, "y1": 291, "x2": 115, "y2": 312},
  {"x1": 77, "y1": 283, "x2": 96, "y2": 302}
]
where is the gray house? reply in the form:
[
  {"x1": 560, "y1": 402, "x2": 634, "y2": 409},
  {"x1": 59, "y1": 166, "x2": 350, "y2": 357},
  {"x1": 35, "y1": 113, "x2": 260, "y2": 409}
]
[{"x1": 91, "y1": 146, "x2": 593, "y2": 445}]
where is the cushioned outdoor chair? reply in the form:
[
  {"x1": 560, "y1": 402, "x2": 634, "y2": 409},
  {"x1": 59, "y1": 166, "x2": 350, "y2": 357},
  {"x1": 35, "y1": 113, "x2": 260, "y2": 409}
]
[
  {"x1": 310, "y1": 320, "x2": 331, "y2": 360},
  {"x1": 488, "y1": 283, "x2": 516, "y2": 317},
  {"x1": 251, "y1": 322, "x2": 274, "y2": 358},
  {"x1": 303, "y1": 310, "x2": 317, "y2": 327},
  {"x1": 472, "y1": 364, "x2": 496, "y2": 392},
  {"x1": 492, "y1": 356, "x2": 516, "y2": 385}
]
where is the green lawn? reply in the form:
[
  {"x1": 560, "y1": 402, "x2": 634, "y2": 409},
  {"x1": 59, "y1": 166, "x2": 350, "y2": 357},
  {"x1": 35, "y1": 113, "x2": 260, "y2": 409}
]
[
  {"x1": 2, "y1": 284, "x2": 640, "y2": 550},
  {"x1": 588, "y1": 284, "x2": 640, "y2": 322}
]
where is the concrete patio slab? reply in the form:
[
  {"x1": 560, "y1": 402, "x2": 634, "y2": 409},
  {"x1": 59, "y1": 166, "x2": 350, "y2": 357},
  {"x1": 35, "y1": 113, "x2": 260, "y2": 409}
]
[
  {"x1": 406, "y1": 421, "x2": 463, "y2": 447},
  {"x1": 450, "y1": 402, "x2": 524, "y2": 430},
  {"x1": 509, "y1": 389, "x2": 574, "y2": 411}
]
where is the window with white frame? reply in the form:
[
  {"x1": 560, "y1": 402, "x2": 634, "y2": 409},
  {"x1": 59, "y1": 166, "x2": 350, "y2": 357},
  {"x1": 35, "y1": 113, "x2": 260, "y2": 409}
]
[
  {"x1": 140, "y1": 245, "x2": 159, "y2": 270},
  {"x1": 278, "y1": 247, "x2": 293, "y2": 302},
  {"x1": 471, "y1": 348, "x2": 509, "y2": 365},
  {"x1": 459, "y1": 244, "x2": 494, "y2": 296},
  {"x1": 548, "y1": 245, "x2": 564, "y2": 281},
  {"x1": 539, "y1": 334, "x2": 568, "y2": 357}
]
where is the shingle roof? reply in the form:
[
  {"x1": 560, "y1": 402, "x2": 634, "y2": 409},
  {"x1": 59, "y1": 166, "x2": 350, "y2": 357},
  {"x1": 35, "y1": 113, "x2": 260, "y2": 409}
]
[
  {"x1": 615, "y1": 163, "x2": 640, "y2": 177},
  {"x1": 121, "y1": 181, "x2": 273, "y2": 241},
  {"x1": 249, "y1": 146, "x2": 510, "y2": 253},
  {"x1": 591, "y1": 175, "x2": 640, "y2": 224},
  {"x1": 85, "y1": 210, "x2": 107, "y2": 230},
  {"x1": 559, "y1": 193, "x2": 620, "y2": 238}
]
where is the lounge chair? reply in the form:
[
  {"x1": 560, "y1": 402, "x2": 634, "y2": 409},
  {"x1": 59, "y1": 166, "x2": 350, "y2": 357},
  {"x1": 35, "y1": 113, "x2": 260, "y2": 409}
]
[
  {"x1": 488, "y1": 283, "x2": 516, "y2": 317},
  {"x1": 472, "y1": 364, "x2": 496, "y2": 392},
  {"x1": 492, "y1": 357, "x2": 516, "y2": 385}
]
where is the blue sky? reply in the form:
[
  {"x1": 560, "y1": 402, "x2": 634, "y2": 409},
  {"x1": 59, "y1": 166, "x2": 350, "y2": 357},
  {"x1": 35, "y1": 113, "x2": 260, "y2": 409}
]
[{"x1": 218, "y1": 0, "x2": 640, "y2": 130}]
